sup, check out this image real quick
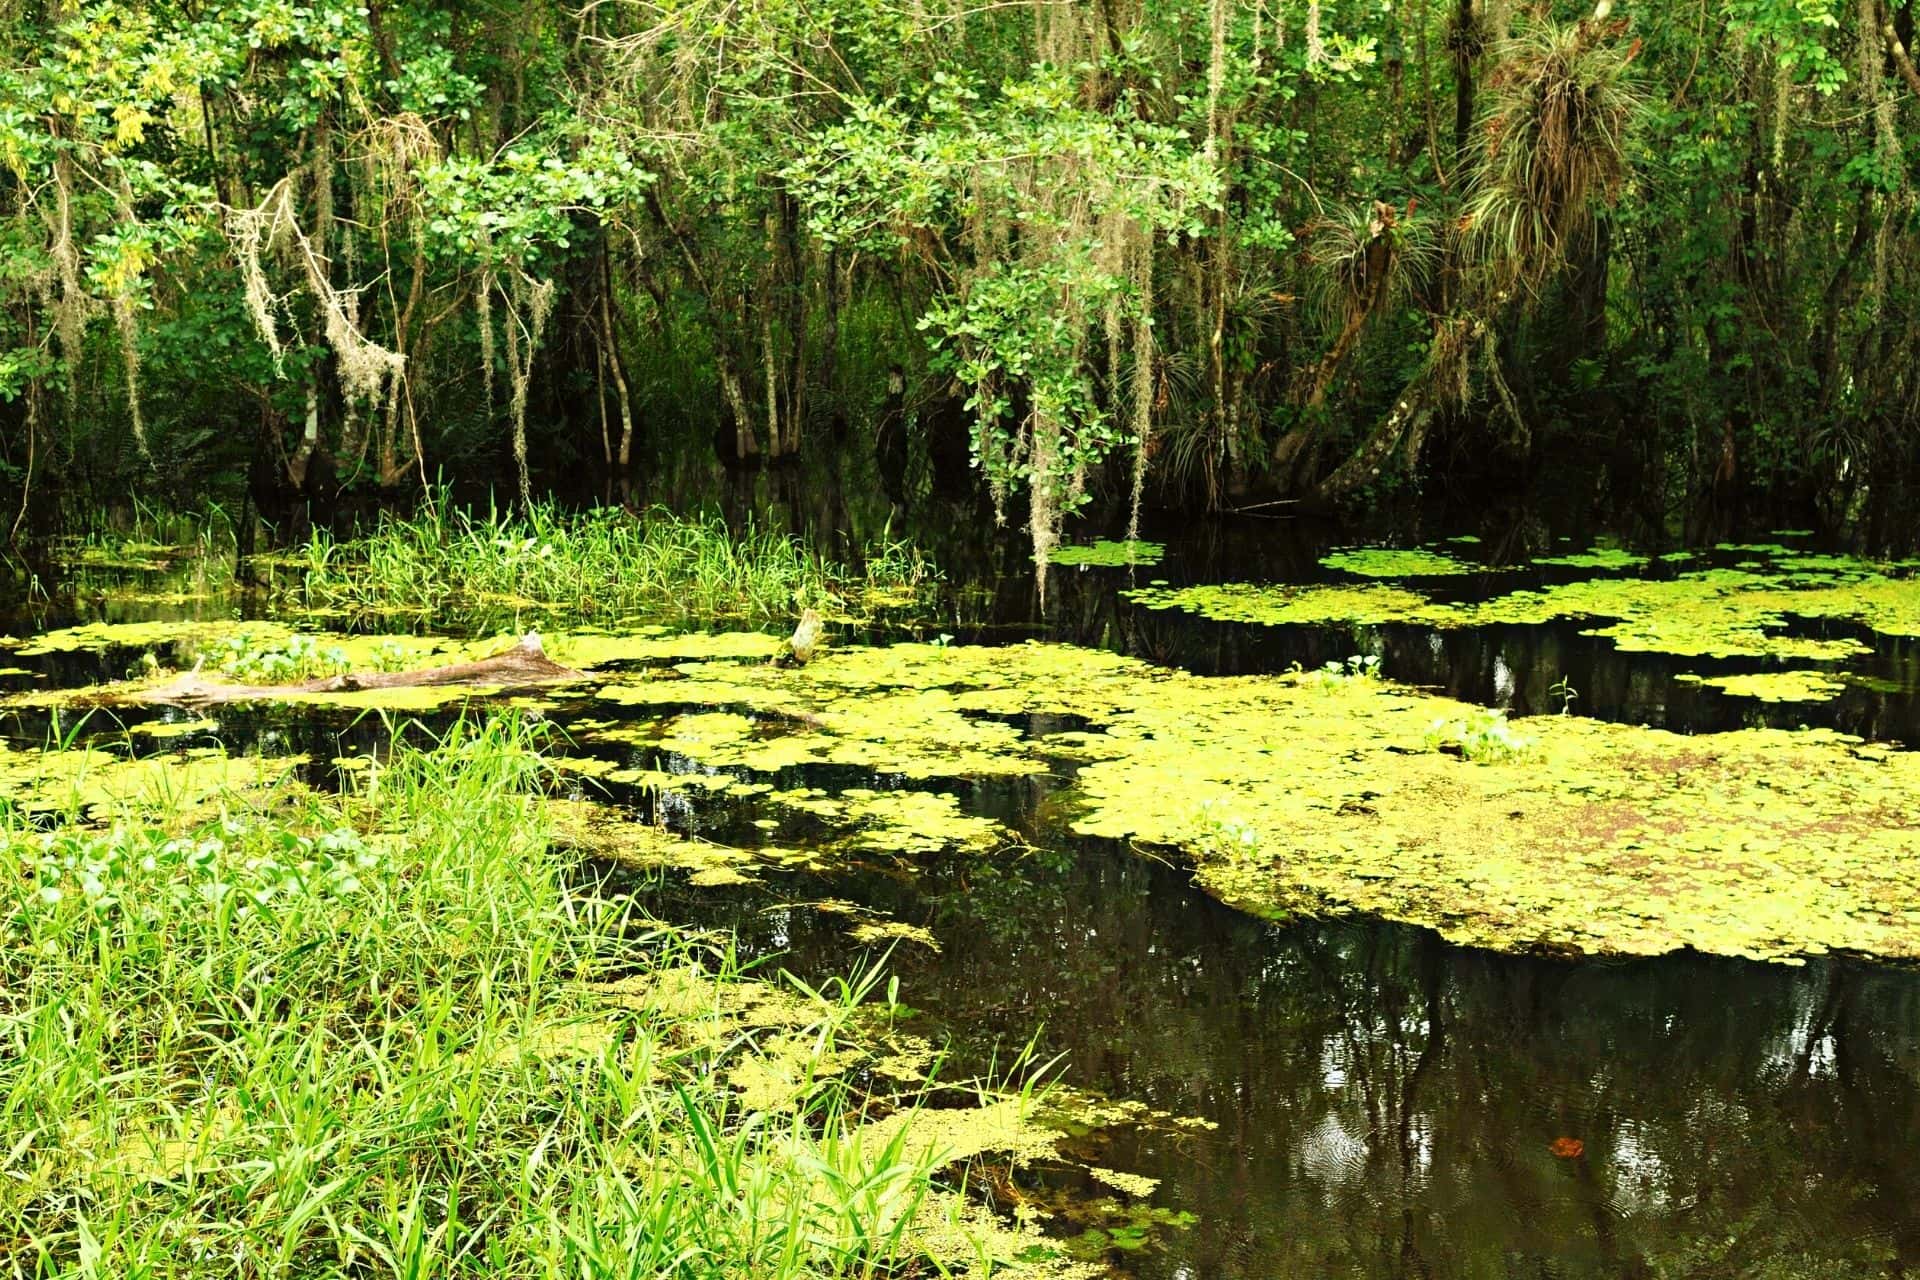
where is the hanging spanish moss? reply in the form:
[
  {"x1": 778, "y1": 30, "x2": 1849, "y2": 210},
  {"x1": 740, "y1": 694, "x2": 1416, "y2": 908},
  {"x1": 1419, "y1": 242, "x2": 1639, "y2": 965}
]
[
  {"x1": 1127, "y1": 238, "x2": 1155, "y2": 543},
  {"x1": 503, "y1": 273, "x2": 557, "y2": 508}
]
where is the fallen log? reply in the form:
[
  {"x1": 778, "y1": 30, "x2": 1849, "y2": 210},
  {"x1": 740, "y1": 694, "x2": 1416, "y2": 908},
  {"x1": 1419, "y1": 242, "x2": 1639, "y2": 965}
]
[{"x1": 128, "y1": 634, "x2": 585, "y2": 707}]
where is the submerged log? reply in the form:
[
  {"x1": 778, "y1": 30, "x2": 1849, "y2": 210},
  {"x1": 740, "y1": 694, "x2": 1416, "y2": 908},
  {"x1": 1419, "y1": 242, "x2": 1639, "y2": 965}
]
[{"x1": 129, "y1": 634, "x2": 585, "y2": 707}]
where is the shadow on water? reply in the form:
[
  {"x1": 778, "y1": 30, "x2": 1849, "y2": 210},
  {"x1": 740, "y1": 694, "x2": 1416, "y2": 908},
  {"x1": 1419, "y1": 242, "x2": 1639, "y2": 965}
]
[
  {"x1": 1023, "y1": 516, "x2": 1920, "y2": 747},
  {"x1": 630, "y1": 841, "x2": 1920, "y2": 1279}
]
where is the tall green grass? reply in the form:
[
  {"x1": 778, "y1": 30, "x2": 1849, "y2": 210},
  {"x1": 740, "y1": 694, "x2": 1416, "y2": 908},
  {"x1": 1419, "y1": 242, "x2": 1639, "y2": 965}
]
[
  {"x1": 0, "y1": 718, "x2": 958, "y2": 1278},
  {"x1": 53, "y1": 495, "x2": 237, "y2": 570},
  {"x1": 290, "y1": 500, "x2": 935, "y2": 626},
  {"x1": 33, "y1": 497, "x2": 237, "y2": 604}
]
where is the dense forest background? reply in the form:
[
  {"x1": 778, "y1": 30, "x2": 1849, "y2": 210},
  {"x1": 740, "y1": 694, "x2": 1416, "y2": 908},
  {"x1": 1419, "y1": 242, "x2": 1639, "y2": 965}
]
[{"x1": 2, "y1": 0, "x2": 1918, "y2": 559}]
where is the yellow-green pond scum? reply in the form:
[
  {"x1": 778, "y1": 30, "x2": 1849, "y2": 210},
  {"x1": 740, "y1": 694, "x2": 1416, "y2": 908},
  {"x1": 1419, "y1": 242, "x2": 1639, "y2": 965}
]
[
  {"x1": 1126, "y1": 551, "x2": 1920, "y2": 662},
  {"x1": 10, "y1": 620, "x2": 1920, "y2": 965}
]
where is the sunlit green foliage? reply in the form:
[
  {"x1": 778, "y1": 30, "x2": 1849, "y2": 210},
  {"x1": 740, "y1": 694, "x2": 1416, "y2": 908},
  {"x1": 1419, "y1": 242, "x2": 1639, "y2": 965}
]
[
  {"x1": 292, "y1": 500, "x2": 936, "y2": 626},
  {"x1": 0, "y1": 715, "x2": 1136, "y2": 1277}
]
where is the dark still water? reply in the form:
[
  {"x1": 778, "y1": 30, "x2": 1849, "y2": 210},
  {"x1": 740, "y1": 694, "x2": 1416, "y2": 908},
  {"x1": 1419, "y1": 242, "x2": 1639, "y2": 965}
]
[
  {"x1": 635, "y1": 842, "x2": 1920, "y2": 1279},
  {"x1": 1015, "y1": 514, "x2": 1920, "y2": 747}
]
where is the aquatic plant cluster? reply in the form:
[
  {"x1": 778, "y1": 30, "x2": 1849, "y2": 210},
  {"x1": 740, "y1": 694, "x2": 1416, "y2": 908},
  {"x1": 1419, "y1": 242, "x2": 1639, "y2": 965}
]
[
  {"x1": 289, "y1": 501, "x2": 936, "y2": 626},
  {"x1": 207, "y1": 631, "x2": 379, "y2": 683},
  {"x1": 1127, "y1": 541, "x2": 1920, "y2": 701},
  {"x1": 0, "y1": 715, "x2": 1135, "y2": 1279},
  {"x1": 14, "y1": 530, "x2": 1920, "y2": 1274},
  {"x1": 1422, "y1": 708, "x2": 1531, "y2": 762},
  {"x1": 18, "y1": 822, "x2": 378, "y2": 923},
  {"x1": 1047, "y1": 540, "x2": 1167, "y2": 568},
  {"x1": 14, "y1": 616, "x2": 1920, "y2": 966}
]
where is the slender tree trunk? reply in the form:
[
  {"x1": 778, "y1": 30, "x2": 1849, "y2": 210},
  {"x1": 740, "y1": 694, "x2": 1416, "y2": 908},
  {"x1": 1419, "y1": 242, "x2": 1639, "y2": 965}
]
[
  {"x1": 1451, "y1": 0, "x2": 1478, "y2": 158},
  {"x1": 761, "y1": 310, "x2": 782, "y2": 460},
  {"x1": 1813, "y1": 193, "x2": 1872, "y2": 404},
  {"x1": 290, "y1": 374, "x2": 322, "y2": 487},
  {"x1": 819, "y1": 248, "x2": 843, "y2": 427},
  {"x1": 595, "y1": 335, "x2": 612, "y2": 499},
  {"x1": 780, "y1": 187, "x2": 808, "y2": 456},
  {"x1": 600, "y1": 249, "x2": 636, "y2": 498},
  {"x1": 1886, "y1": 15, "x2": 1920, "y2": 97},
  {"x1": 721, "y1": 360, "x2": 758, "y2": 462}
]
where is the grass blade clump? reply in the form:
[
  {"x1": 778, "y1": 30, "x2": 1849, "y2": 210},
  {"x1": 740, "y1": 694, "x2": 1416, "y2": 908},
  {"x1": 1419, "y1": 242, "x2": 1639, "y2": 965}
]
[
  {"x1": 0, "y1": 716, "x2": 979, "y2": 1277},
  {"x1": 290, "y1": 499, "x2": 936, "y2": 627}
]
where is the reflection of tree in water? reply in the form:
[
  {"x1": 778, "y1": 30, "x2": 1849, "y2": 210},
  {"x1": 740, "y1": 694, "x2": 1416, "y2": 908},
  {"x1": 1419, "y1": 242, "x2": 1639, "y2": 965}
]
[{"x1": 640, "y1": 845, "x2": 1920, "y2": 1279}]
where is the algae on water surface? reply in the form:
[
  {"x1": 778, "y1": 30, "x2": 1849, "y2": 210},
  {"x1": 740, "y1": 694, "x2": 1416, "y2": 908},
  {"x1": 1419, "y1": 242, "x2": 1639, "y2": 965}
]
[
  {"x1": 0, "y1": 743, "x2": 304, "y2": 816},
  {"x1": 17, "y1": 617, "x2": 1920, "y2": 966},
  {"x1": 1320, "y1": 547, "x2": 1486, "y2": 578},
  {"x1": 1048, "y1": 539, "x2": 1167, "y2": 568},
  {"x1": 564, "y1": 638, "x2": 1920, "y2": 964},
  {"x1": 1129, "y1": 549, "x2": 1920, "y2": 666},
  {"x1": 1674, "y1": 670, "x2": 1850, "y2": 703},
  {"x1": 1126, "y1": 582, "x2": 1459, "y2": 629},
  {"x1": 0, "y1": 622, "x2": 793, "y2": 716},
  {"x1": 1064, "y1": 673, "x2": 1920, "y2": 962},
  {"x1": 1531, "y1": 547, "x2": 1650, "y2": 571}
]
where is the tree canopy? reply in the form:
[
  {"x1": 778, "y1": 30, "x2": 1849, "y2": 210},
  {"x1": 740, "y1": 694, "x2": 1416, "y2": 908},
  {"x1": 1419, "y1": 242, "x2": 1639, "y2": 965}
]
[{"x1": 2, "y1": 0, "x2": 1917, "y2": 560}]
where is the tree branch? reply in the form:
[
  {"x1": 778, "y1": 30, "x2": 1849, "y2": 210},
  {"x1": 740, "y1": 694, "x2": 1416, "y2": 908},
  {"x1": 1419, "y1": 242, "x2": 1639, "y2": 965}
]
[{"x1": 1882, "y1": 2, "x2": 1920, "y2": 97}]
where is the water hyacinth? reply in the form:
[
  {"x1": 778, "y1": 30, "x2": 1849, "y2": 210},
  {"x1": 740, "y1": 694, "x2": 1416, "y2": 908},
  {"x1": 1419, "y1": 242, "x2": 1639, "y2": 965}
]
[
  {"x1": 208, "y1": 630, "x2": 421, "y2": 683},
  {"x1": 1309, "y1": 653, "x2": 1383, "y2": 691},
  {"x1": 1423, "y1": 709, "x2": 1532, "y2": 762},
  {"x1": 12, "y1": 820, "x2": 383, "y2": 942},
  {"x1": 1197, "y1": 798, "x2": 1263, "y2": 859}
]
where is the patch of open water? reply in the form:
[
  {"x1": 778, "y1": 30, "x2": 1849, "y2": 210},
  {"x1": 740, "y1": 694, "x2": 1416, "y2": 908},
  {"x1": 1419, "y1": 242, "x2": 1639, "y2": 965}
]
[{"x1": 630, "y1": 842, "x2": 1920, "y2": 1278}]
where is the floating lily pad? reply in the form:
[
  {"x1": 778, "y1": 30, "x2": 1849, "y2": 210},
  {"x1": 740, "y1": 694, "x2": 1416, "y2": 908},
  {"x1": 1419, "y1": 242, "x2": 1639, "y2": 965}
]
[
  {"x1": 1676, "y1": 670, "x2": 1849, "y2": 703},
  {"x1": 1048, "y1": 539, "x2": 1166, "y2": 567},
  {"x1": 1320, "y1": 547, "x2": 1482, "y2": 578},
  {"x1": 1532, "y1": 546, "x2": 1649, "y2": 571}
]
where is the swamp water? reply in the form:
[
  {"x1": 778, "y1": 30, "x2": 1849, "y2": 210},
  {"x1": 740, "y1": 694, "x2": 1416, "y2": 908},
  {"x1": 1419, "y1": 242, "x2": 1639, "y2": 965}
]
[{"x1": 12, "y1": 521, "x2": 1920, "y2": 1277}]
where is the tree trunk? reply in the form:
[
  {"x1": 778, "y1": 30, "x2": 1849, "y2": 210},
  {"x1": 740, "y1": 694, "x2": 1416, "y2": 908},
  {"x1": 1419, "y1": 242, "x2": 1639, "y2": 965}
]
[
  {"x1": 1311, "y1": 385, "x2": 1434, "y2": 503},
  {"x1": 779, "y1": 186, "x2": 808, "y2": 457},
  {"x1": 600, "y1": 249, "x2": 636, "y2": 498},
  {"x1": 1452, "y1": 0, "x2": 1478, "y2": 158}
]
